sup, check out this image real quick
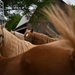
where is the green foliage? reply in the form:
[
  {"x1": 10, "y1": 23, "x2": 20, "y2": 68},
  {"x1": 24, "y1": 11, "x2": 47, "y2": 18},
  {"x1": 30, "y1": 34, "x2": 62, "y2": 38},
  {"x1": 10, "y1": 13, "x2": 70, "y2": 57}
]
[
  {"x1": 6, "y1": 14, "x2": 22, "y2": 31},
  {"x1": 3, "y1": 0, "x2": 62, "y2": 30}
]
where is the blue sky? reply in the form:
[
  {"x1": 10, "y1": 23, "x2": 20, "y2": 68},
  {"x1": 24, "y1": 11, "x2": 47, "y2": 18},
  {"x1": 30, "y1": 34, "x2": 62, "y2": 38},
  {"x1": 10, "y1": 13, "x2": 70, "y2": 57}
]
[{"x1": 63, "y1": 0, "x2": 75, "y2": 5}]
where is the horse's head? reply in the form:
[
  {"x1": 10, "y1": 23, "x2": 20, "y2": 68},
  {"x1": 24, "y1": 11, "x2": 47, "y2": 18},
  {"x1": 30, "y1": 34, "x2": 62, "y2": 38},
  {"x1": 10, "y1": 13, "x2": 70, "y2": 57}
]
[
  {"x1": 24, "y1": 28, "x2": 34, "y2": 43},
  {"x1": 0, "y1": 23, "x2": 5, "y2": 47}
]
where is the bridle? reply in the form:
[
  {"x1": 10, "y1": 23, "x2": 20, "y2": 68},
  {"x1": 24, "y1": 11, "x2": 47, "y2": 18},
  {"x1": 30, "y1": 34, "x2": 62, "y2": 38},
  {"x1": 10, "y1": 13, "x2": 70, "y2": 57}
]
[{"x1": 0, "y1": 34, "x2": 4, "y2": 46}]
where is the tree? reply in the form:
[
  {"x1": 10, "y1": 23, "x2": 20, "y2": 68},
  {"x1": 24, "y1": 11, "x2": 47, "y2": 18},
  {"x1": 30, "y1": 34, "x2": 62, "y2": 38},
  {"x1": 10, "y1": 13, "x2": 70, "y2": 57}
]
[
  {"x1": 24, "y1": 0, "x2": 62, "y2": 29},
  {"x1": 6, "y1": 14, "x2": 22, "y2": 31},
  {"x1": 3, "y1": 0, "x2": 59, "y2": 15},
  {"x1": 4, "y1": 0, "x2": 63, "y2": 31}
]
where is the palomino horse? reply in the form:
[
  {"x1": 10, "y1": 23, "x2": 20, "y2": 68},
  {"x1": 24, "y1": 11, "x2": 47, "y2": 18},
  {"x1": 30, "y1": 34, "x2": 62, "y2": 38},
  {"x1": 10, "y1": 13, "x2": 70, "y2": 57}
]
[
  {"x1": 0, "y1": 5, "x2": 75, "y2": 75},
  {"x1": 10, "y1": 30, "x2": 24, "y2": 40},
  {"x1": 24, "y1": 29, "x2": 60, "y2": 45},
  {"x1": 0, "y1": 24, "x2": 36, "y2": 58}
]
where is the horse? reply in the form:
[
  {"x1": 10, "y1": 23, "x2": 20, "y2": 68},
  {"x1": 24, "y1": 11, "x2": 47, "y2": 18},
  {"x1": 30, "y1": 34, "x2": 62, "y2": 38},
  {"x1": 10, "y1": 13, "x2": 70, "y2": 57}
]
[
  {"x1": 0, "y1": 24, "x2": 36, "y2": 58},
  {"x1": 24, "y1": 28, "x2": 60, "y2": 45},
  {"x1": 0, "y1": 5, "x2": 75, "y2": 75},
  {"x1": 10, "y1": 30, "x2": 24, "y2": 40},
  {"x1": 0, "y1": 44, "x2": 74, "y2": 75},
  {"x1": 20, "y1": 4, "x2": 75, "y2": 75}
]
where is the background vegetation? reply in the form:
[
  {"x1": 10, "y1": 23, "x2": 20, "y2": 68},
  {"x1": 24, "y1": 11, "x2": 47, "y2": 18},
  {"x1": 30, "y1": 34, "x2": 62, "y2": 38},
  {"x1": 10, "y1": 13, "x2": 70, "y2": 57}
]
[{"x1": 3, "y1": 0, "x2": 75, "y2": 30}]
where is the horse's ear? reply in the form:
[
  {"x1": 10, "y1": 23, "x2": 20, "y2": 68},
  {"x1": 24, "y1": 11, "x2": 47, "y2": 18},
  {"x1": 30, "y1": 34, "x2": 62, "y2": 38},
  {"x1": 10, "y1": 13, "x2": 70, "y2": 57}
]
[
  {"x1": 25, "y1": 28, "x2": 28, "y2": 32},
  {"x1": 1, "y1": 22, "x2": 6, "y2": 29},
  {"x1": 31, "y1": 29, "x2": 33, "y2": 33}
]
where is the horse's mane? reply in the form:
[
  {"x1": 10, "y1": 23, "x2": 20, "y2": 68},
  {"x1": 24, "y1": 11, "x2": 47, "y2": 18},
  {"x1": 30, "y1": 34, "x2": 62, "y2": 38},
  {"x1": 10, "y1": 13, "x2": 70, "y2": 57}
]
[{"x1": 43, "y1": 5, "x2": 75, "y2": 49}]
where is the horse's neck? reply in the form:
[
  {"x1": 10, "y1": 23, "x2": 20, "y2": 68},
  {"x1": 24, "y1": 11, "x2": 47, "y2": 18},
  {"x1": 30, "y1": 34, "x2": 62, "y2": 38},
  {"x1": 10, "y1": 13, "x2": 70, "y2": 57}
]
[
  {"x1": 1, "y1": 28, "x2": 21, "y2": 57},
  {"x1": 33, "y1": 32, "x2": 57, "y2": 44},
  {"x1": 33, "y1": 32, "x2": 48, "y2": 44},
  {"x1": 33, "y1": 32, "x2": 43, "y2": 40},
  {"x1": 3, "y1": 28, "x2": 20, "y2": 46}
]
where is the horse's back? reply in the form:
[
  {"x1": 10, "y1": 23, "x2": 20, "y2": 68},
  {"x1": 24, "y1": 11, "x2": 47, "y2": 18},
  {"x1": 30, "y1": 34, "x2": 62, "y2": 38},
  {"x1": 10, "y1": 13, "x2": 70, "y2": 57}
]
[
  {"x1": 21, "y1": 45, "x2": 74, "y2": 75},
  {"x1": 46, "y1": 39, "x2": 74, "y2": 50},
  {"x1": 0, "y1": 45, "x2": 74, "y2": 75}
]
